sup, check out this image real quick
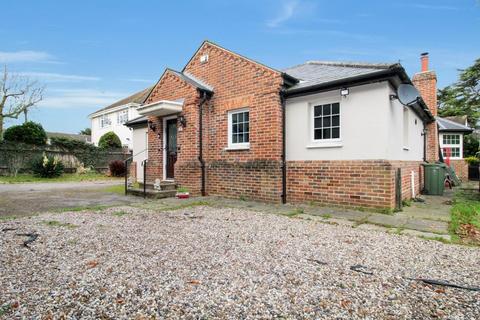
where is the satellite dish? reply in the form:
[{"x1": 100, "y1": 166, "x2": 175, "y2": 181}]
[{"x1": 397, "y1": 84, "x2": 420, "y2": 106}]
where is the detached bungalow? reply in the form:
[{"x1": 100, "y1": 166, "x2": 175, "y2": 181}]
[{"x1": 125, "y1": 41, "x2": 443, "y2": 210}]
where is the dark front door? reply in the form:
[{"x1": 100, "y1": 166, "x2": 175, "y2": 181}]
[{"x1": 166, "y1": 118, "x2": 177, "y2": 179}]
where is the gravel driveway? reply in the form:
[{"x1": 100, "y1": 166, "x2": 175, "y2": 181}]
[{"x1": 1, "y1": 206, "x2": 479, "y2": 319}]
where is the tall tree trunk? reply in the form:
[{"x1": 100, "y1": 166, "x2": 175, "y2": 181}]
[
  {"x1": 0, "y1": 114, "x2": 3, "y2": 141},
  {"x1": 24, "y1": 109, "x2": 28, "y2": 123}
]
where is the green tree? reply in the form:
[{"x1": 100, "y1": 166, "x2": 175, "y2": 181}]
[
  {"x1": 463, "y1": 134, "x2": 479, "y2": 158},
  {"x1": 438, "y1": 58, "x2": 480, "y2": 128},
  {"x1": 3, "y1": 121, "x2": 47, "y2": 145},
  {"x1": 79, "y1": 128, "x2": 91, "y2": 135},
  {"x1": 98, "y1": 131, "x2": 122, "y2": 149}
]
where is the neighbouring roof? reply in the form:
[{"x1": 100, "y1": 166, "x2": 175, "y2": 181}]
[
  {"x1": 91, "y1": 86, "x2": 154, "y2": 116},
  {"x1": 283, "y1": 61, "x2": 398, "y2": 92},
  {"x1": 443, "y1": 115, "x2": 468, "y2": 126},
  {"x1": 47, "y1": 132, "x2": 91, "y2": 143},
  {"x1": 124, "y1": 115, "x2": 148, "y2": 127},
  {"x1": 437, "y1": 117, "x2": 473, "y2": 133}
]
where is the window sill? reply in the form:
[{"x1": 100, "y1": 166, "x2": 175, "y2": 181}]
[
  {"x1": 306, "y1": 141, "x2": 343, "y2": 149},
  {"x1": 225, "y1": 145, "x2": 250, "y2": 151}
]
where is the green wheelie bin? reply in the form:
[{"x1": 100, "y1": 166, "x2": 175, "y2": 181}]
[{"x1": 422, "y1": 163, "x2": 446, "y2": 195}]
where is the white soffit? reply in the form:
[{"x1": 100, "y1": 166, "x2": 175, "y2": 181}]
[{"x1": 137, "y1": 100, "x2": 183, "y2": 117}]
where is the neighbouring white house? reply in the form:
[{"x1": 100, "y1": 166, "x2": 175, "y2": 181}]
[{"x1": 89, "y1": 86, "x2": 152, "y2": 149}]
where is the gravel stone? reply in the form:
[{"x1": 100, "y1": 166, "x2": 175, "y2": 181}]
[{"x1": 1, "y1": 206, "x2": 479, "y2": 319}]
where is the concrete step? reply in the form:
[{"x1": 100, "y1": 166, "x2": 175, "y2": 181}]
[
  {"x1": 127, "y1": 188, "x2": 177, "y2": 199},
  {"x1": 138, "y1": 181, "x2": 177, "y2": 191}
]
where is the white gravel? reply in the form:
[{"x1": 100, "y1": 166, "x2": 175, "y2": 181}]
[{"x1": 1, "y1": 206, "x2": 479, "y2": 319}]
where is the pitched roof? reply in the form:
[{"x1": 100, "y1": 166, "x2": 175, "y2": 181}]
[
  {"x1": 437, "y1": 116, "x2": 473, "y2": 133},
  {"x1": 443, "y1": 115, "x2": 468, "y2": 126},
  {"x1": 283, "y1": 61, "x2": 398, "y2": 91},
  {"x1": 124, "y1": 115, "x2": 148, "y2": 127},
  {"x1": 166, "y1": 68, "x2": 214, "y2": 93},
  {"x1": 92, "y1": 86, "x2": 154, "y2": 115}
]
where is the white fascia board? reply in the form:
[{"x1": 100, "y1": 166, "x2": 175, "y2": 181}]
[{"x1": 89, "y1": 103, "x2": 141, "y2": 119}]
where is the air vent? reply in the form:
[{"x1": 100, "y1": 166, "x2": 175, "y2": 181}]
[{"x1": 200, "y1": 54, "x2": 209, "y2": 64}]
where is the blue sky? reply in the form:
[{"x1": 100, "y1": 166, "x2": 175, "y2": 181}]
[{"x1": 2, "y1": 0, "x2": 479, "y2": 133}]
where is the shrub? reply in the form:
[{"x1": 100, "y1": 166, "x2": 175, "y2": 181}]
[
  {"x1": 31, "y1": 154, "x2": 64, "y2": 178},
  {"x1": 3, "y1": 122, "x2": 47, "y2": 146},
  {"x1": 465, "y1": 156, "x2": 480, "y2": 166},
  {"x1": 99, "y1": 132, "x2": 122, "y2": 149},
  {"x1": 109, "y1": 160, "x2": 126, "y2": 177}
]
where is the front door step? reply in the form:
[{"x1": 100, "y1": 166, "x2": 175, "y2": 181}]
[{"x1": 138, "y1": 181, "x2": 177, "y2": 191}]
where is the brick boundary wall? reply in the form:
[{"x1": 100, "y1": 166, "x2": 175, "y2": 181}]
[
  {"x1": 449, "y1": 159, "x2": 468, "y2": 181},
  {"x1": 129, "y1": 161, "x2": 137, "y2": 182}
]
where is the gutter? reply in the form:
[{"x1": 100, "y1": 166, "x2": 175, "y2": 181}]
[
  {"x1": 197, "y1": 89, "x2": 211, "y2": 197},
  {"x1": 280, "y1": 90, "x2": 287, "y2": 204}
]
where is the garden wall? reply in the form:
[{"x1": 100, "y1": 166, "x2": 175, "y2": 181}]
[{"x1": 0, "y1": 142, "x2": 130, "y2": 176}]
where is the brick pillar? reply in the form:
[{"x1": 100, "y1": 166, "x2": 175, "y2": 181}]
[{"x1": 412, "y1": 53, "x2": 439, "y2": 162}]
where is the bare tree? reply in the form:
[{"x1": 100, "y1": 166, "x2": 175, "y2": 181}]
[{"x1": 0, "y1": 65, "x2": 44, "y2": 139}]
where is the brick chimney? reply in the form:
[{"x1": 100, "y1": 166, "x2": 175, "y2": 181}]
[{"x1": 412, "y1": 52, "x2": 439, "y2": 162}]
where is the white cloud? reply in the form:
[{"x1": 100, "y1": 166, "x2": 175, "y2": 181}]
[
  {"x1": 266, "y1": 0, "x2": 300, "y2": 28},
  {"x1": 122, "y1": 78, "x2": 152, "y2": 83},
  {"x1": 39, "y1": 89, "x2": 126, "y2": 109},
  {"x1": 0, "y1": 50, "x2": 56, "y2": 63},
  {"x1": 400, "y1": 3, "x2": 460, "y2": 11},
  {"x1": 19, "y1": 72, "x2": 100, "y2": 82}
]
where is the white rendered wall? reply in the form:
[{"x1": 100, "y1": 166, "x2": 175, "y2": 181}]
[
  {"x1": 132, "y1": 126, "x2": 148, "y2": 182},
  {"x1": 286, "y1": 81, "x2": 424, "y2": 161},
  {"x1": 90, "y1": 104, "x2": 140, "y2": 149}
]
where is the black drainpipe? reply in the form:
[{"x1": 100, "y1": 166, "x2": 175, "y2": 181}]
[
  {"x1": 280, "y1": 90, "x2": 287, "y2": 204},
  {"x1": 198, "y1": 90, "x2": 210, "y2": 196},
  {"x1": 422, "y1": 121, "x2": 427, "y2": 162}
]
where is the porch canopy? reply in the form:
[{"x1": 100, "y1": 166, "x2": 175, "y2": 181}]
[{"x1": 137, "y1": 100, "x2": 183, "y2": 117}]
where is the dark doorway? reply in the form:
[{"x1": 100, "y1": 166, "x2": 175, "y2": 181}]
[{"x1": 165, "y1": 118, "x2": 177, "y2": 179}]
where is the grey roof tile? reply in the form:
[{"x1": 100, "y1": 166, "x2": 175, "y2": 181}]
[
  {"x1": 437, "y1": 117, "x2": 472, "y2": 132},
  {"x1": 283, "y1": 61, "x2": 397, "y2": 90}
]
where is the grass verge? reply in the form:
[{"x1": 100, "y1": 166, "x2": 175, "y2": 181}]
[
  {"x1": 0, "y1": 173, "x2": 121, "y2": 184},
  {"x1": 449, "y1": 188, "x2": 480, "y2": 245}
]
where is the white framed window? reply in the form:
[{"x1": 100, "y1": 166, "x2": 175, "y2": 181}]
[
  {"x1": 312, "y1": 102, "x2": 340, "y2": 141},
  {"x1": 403, "y1": 107, "x2": 409, "y2": 149},
  {"x1": 227, "y1": 108, "x2": 250, "y2": 149},
  {"x1": 441, "y1": 133, "x2": 462, "y2": 159},
  {"x1": 100, "y1": 115, "x2": 111, "y2": 128},
  {"x1": 117, "y1": 110, "x2": 128, "y2": 124}
]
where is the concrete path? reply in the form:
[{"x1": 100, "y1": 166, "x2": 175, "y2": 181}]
[
  {"x1": 0, "y1": 180, "x2": 144, "y2": 218},
  {"x1": 140, "y1": 193, "x2": 454, "y2": 241}
]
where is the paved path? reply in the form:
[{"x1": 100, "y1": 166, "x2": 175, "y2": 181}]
[{"x1": 0, "y1": 180, "x2": 143, "y2": 218}]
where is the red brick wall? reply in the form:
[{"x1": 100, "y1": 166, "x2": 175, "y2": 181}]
[
  {"x1": 144, "y1": 70, "x2": 201, "y2": 193},
  {"x1": 390, "y1": 161, "x2": 424, "y2": 201},
  {"x1": 189, "y1": 43, "x2": 285, "y2": 199},
  {"x1": 413, "y1": 71, "x2": 438, "y2": 162},
  {"x1": 287, "y1": 160, "x2": 394, "y2": 209},
  {"x1": 129, "y1": 161, "x2": 137, "y2": 182},
  {"x1": 287, "y1": 160, "x2": 424, "y2": 210},
  {"x1": 450, "y1": 159, "x2": 468, "y2": 181}
]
